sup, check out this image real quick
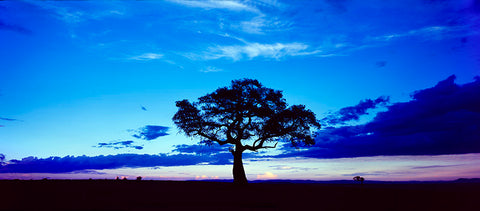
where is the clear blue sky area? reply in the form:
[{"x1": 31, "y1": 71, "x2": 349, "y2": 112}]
[{"x1": 1, "y1": 0, "x2": 479, "y2": 181}]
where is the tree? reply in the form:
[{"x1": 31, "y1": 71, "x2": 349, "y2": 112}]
[
  {"x1": 353, "y1": 176, "x2": 365, "y2": 185},
  {"x1": 173, "y1": 79, "x2": 320, "y2": 185}
]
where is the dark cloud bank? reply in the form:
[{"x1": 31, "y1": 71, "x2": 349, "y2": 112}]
[
  {"x1": 0, "y1": 143, "x2": 253, "y2": 173},
  {"x1": 281, "y1": 75, "x2": 480, "y2": 158},
  {"x1": 1, "y1": 75, "x2": 479, "y2": 173},
  {"x1": 0, "y1": 152, "x2": 235, "y2": 174}
]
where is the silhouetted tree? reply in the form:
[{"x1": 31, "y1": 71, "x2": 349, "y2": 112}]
[
  {"x1": 353, "y1": 176, "x2": 365, "y2": 185},
  {"x1": 136, "y1": 176, "x2": 142, "y2": 181},
  {"x1": 173, "y1": 79, "x2": 320, "y2": 185}
]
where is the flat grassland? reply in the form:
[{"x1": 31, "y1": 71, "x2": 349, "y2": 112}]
[{"x1": 1, "y1": 180, "x2": 478, "y2": 210}]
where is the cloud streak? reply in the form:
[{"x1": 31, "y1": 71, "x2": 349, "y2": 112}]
[
  {"x1": 200, "y1": 66, "x2": 223, "y2": 73},
  {"x1": 167, "y1": 0, "x2": 259, "y2": 13},
  {"x1": 128, "y1": 53, "x2": 164, "y2": 61},
  {"x1": 0, "y1": 117, "x2": 18, "y2": 121},
  {"x1": 0, "y1": 20, "x2": 31, "y2": 34},
  {"x1": 0, "y1": 117, "x2": 20, "y2": 121},
  {"x1": 172, "y1": 143, "x2": 231, "y2": 155},
  {"x1": 28, "y1": 1, "x2": 126, "y2": 24},
  {"x1": 196, "y1": 42, "x2": 319, "y2": 61},
  {"x1": 372, "y1": 25, "x2": 472, "y2": 43},
  {"x1": 0, "y1": 117, "x2": 22, "y2": 127},
  {"x1": 95, "y1": 140, "x2": 143, "y2": 150}
]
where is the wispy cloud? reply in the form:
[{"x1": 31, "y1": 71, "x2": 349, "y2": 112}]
[
  {"x1": 95, "y1": 140, "x2": 143, "y2": 150},
  {"x1": 412, "y1": 165, "x2": 460, "y2": 169},
  {"x1": 372, "y1": 25, "x2": 468, "y2": 42},
  {"x1": 341, "y1": 171, "x2": 390, "y2": 177},
  {"x1": 0, "y1": 117, "x2": 20, "y2": 122},
  {"x1": 167, "y1": 0, "x2": 259, "y2": 13},
  {"x1": 315, "y1": 24, "x2": 476, "y2": 58},
  {"x1": 200, "y1": 66, "x2": 223, "y2": 73},
  {"x1": 235, "y1": 15, "x2": 292, "y2": 34},
  {"x1": 270, "y1": 165, "x2": 317, "y2": 172},
  {"x1": 172, "y1": 143, "x2": 231, "y2": 155},
  {"x1": 0, "y1": 117, "x2": 22, "y2": 127},
  {"x1": 195, "y1": 42, "x2": 319, "y2": 61},
  {"x1": 238, "y1": 16, "x2": 267, "y2": 34},
  {"x1": 169, "y1": 0, "x2": 289, "y2": 35},
  {"x1": 128, "y1": 53, "x2": 164, "y2": 61},
  {"x1": 28, "y1": 1, "x2": 126, "y2": 24}
]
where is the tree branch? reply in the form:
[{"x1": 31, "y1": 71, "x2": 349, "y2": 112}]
[
  {"x1": 197, "y1": 131, "x2": 231, "y2": 145},
  {"x1": 244, "y1": 138, "x2": 278, "y2": 151},
  {"x1": 240, "y1": 116, "x2": 252, "y2": 131},
  {"x1": 261, "y1": 142, "x2": 278, "y2": 149}
]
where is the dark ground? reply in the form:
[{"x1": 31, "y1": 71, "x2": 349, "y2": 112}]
[{"x1": 0, "y1": 180, "x2": 478, "y2": 210}]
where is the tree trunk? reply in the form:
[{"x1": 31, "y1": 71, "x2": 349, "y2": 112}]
[{"x1": 232, "y1": 150, "x2": 248, "y2": 185}]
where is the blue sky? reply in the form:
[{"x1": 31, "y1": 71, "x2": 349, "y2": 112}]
[{"x1": 1, "y1": 0, "x2": 479, "y2": 181}]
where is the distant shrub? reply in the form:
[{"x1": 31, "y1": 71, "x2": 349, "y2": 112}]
[{"x1": 353, "y1": 176, "x2": 365, "y2": 184}]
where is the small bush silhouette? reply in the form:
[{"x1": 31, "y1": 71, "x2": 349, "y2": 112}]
[
  {"x1": 136, "y1": 176, "x2": 142, "y2": 181},
  {"x1": 353, "y1": 176, "x2": 365, "y2": 184}
]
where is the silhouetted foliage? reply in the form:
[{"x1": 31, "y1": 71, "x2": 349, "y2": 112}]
[
  {"x1": 173, "y1": 79, "x2": 320, "y2": 184},
  {"x1": 353, "y1": 176, "x2": 365, "y2": 184},
  {"x1": 136, "y1": 176, "x2": 142, "y2": 181}
]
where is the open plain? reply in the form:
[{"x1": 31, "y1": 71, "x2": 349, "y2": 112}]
[{"x1": 0, "y1": 180, "x2": 478, "y2": 210}]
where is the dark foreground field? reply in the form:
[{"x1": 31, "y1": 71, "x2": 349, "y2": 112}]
[{"x1": 1, "y1": 180, "x2": 479, "y2": 210}]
